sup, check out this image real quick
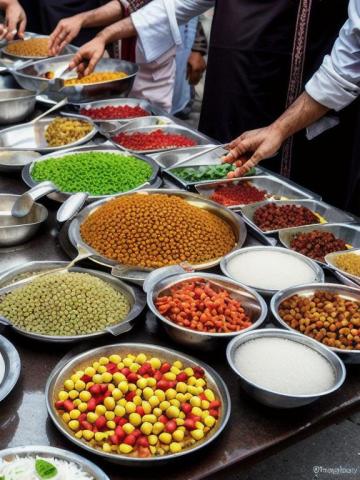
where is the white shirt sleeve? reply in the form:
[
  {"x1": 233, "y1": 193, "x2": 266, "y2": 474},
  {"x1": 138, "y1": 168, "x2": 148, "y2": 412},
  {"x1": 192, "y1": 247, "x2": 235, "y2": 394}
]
[
  {"x1": 305, "y1": 0, "x2": 360, "y2": 111},
  {"x1": 131, "y1": 0, "x2": 214, "y2": 62}
]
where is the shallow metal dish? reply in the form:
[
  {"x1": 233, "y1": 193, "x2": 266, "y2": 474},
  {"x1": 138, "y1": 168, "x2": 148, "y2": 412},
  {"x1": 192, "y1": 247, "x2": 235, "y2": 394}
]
[
  {"x1": 68, "y1": 189, "x2": 247, "y2": 282},
  {"x1": 2, "y1": 36, "x2": 77, "y2": 60},
  {"x1": 46, "y1": 342, "x2": 231, "y2": 465},
  {"x1": 240, "y1": 199, "x2": 356, "y2": 235},
  {"x1": 0, "y1": 260, "x2": 146, "y2": 343},
  {"x1": 109, "y1": 124, "x2": 211, "y2": 154},
  {"x1": 145, "y1": 267, "x2": 268, "y2": 350},
  {"x1": 0, "y1": 115, "x2": 97, "y2": 153},
  {"x1": 0, "y1": 193, "x2": 47, "y2": 247},
  {"x1": 220, "y1": 246, "x2": 324, "y2": 297},
  {"x1": 0, "y1": 335, "x2": 20, "y2": 402},
  {"x1": 195, "y1": 175, "x2": 315, "y2": 208},
  {"x1": 0, "y1": 150, "x2": 40, "y2": 172},
  {"x1": 0, "y1": 446, "x2": 109, "y2": 479},
  {"x1": 325, "y1": 248, "x2": 360, "y2": 284},
  {"x1": 11, "y1": 54, "x2": 138, "y2": 103},
  {"x1": 151, "y1": 145, "x2": 225, "y2": 169},
  {"x1": 0, "y1": 88, "x2": 36, "y2": 124},
  {"x1": 22, "y1": 145, "x2": 160, "y2": 203},
  {"x1": 278, "y1": 223, "x2": 360, "y2": 264},
  {"x1": 226, "y1": 328, "x2": 346, "y2": 408},
  {"x1": 271, "y1": 283, "x2": 360, "y2": 363},
  {"x1": 97, "y1": 115, "x2": 173, "y2": 136}
]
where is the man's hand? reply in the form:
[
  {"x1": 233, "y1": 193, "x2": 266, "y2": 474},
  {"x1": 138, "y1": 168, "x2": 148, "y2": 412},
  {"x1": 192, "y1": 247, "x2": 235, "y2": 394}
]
[
  {"x1": 222, "y1": 126, "x2": 285, "y2": 177},
  {"x1": 0, "y1": 0, "x2": 26, "y2": 41},
  {"x1": 68, "y1": 36, "x2": 106, "y2": 76},
  {"x1": 49, "y1": 14, "x2": 84, "y2": 55},
  {"x1": 187, "y1": 51, "x2": 206, "y2": 85}
]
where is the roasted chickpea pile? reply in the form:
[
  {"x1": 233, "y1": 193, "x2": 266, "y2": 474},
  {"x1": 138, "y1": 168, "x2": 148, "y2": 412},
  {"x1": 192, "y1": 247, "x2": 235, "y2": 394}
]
[
  {"x1": 55, "y1": 353, "x2": 221, "y2": 457},
  {"x1": 64, "y1": 71, "x2": 127, "y2": 86},
  {"x1": 278, "y1": 291, "x2": 360, "y2": 350},
  {"x1": 253, "y1": 203, "x2": 321, "y2": 231},
  {"x1": 5, "y1": 38, "x2": 50, "y2": 57},
  {"x1": 45, "y1": 117, "x2": 93, "y2": 147},
  {"x1": 80, "y1": 194, "x2": 236, "y2": 268}
]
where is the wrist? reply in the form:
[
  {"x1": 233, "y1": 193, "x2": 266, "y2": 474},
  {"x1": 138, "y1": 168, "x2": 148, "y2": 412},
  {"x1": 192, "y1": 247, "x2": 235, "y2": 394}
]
[{"x1": 96, "y1": 29, "x2": 110, "y2": 44}]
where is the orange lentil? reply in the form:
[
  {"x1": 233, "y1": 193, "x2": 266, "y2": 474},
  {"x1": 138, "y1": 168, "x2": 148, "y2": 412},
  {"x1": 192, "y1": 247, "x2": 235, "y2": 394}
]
[
  {"x1": 80, "y1": 194, "x2": 236, "y2": 268},
  {"x1": 64, "y1": 71, "x2": 127, "y2": 86}
]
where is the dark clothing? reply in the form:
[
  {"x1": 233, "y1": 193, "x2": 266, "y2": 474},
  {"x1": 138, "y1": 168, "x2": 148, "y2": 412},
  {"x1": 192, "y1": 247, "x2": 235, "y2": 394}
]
[
  {"x1": 19, "y1": 0, "x2": 103, "y2": 46},
  {"x1": 199, "y1": 0, "x2": 359, "y2": 212}
]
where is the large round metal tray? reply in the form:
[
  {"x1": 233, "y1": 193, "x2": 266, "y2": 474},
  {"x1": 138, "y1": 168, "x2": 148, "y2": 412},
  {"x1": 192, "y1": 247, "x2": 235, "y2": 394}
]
[
  {"x1": 0, "y1": 335, "x2": 20, "y2": 402},
  {"x1": 22, "y1": 145, "x2": 160, "y2": 203},
  {"x1": 271, "y1": 283, "x2": 360, "y2": 363},
  {"x1": 0, "y1": 446, "x2": 109, "y2": 479},
  {"x1": 46, "y1": 342, "x2": 231, "y2": 465},
  {"x1": 67, "y1": 189, "x2": 247, "y2": 281},
  {"x1": 2, "y1": 36, "x2": 77, "y2": 60},
  {"x1": 0, "y1": 261, "x2": 146, "y2": 343}
]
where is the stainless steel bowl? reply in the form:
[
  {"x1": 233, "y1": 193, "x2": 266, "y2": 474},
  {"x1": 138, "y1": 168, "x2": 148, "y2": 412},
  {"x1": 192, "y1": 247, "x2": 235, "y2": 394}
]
[
  {"x1": 220, "y1": 246, "x2": 324, "y2": 297},
  {"x1": 22, "y1": 145, "x2": 160, "y2": 203},
  {"x1": 0, "y1": 261, "x2": 146, "y2": 343},
  {"x1": 271, "y1": 283, "x2": 360, "y2": 363},
  {"x1": 0, "y1": 446, "x2": 109, "y2": 479},
  {"x1": 0, "y1": 193, "x2": 47, "y2": 247},
  {"x1": 145, "y1": 267, "x2": 268, "y2": 350},
  {"x1": 0, "y1": 88, "x2": 36, "y2": 124},
  {"x1": 68, "y1": 189, "x2": 247, "y2": 283},
  {"x1": 46, "y1": 342, "x2": 231, "y2": 465},
  {"x1": 10, "y1": 54, "x2": 138, "y2": 103},
  {"x1": 325, "y1": 248, "x2": 360, "y2": 284},
  {"x1": 0, "y1": 150, "x2": 40, "y2": 173},
  {"x1": 0, "y1": 335, "x2": 21, "y2": 402},
  {"x1": 226, "y1": 328, "x2": 346, "y2": 408},
  {"x1": 0, "y1": 115, "x2": 97, "y2": 153}
]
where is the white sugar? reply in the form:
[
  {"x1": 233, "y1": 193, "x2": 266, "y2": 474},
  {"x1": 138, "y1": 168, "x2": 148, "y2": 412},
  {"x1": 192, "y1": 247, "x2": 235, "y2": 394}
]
[
  {"x1": 227, "y1": 250, "x2": 316, "y2": 290},
  {"x1": 234, "y1": 337, "x2": 335, "y2": 395}
]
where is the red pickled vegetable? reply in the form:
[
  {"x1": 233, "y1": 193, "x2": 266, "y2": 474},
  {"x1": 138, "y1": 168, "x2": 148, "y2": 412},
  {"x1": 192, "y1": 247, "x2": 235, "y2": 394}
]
[
  {"x1": 113, "y1": 129, "x2": 197, "y2": 151},
  {"x1": 80, "y1": 105, "x2": 150, "y2": 120},
  {"x1": 210, "y1": 181, "x2": 266, "y2": 206}
]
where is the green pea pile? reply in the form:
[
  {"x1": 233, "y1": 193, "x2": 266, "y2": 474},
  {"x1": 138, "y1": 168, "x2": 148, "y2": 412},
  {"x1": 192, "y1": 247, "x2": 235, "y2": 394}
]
[
  {"x1": 31, "y1": 152, "x2": 153, "y2": 196},
  {"x1": 0, "y1": 272, "x2": 131, "y2": 336}
]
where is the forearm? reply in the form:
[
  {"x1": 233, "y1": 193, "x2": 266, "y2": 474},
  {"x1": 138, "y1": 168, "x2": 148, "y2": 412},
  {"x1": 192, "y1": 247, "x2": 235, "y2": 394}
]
[
  {"x1": 97, "y1": 16, "x2": 135, "y2": 44},
  {"x1": 272, "y1": 92, "x2": 329, "y2": 140},
  {"x1": 81, "y1": 0, "x2": 123, "y2": 28}
]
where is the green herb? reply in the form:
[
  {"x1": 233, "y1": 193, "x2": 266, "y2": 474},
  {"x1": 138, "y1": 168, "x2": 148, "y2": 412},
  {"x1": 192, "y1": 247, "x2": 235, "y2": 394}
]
[{"x1": 35, "y1": 459, "x2": 58, "y2": 479}]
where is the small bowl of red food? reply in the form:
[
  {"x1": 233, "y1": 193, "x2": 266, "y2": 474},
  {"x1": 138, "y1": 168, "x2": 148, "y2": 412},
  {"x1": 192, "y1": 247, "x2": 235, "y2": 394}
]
[{"x1": 144, "y1": 266, "x2": 268, "y2": 350}]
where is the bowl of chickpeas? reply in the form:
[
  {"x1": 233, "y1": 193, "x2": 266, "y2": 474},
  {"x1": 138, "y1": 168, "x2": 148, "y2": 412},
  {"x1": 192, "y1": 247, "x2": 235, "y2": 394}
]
[
  {"x1": 271, "y1": 283, "x2": 360, "y2": 363},
  {"x1": 2, "y1": 36, "x2": 77, "y2": 60}
]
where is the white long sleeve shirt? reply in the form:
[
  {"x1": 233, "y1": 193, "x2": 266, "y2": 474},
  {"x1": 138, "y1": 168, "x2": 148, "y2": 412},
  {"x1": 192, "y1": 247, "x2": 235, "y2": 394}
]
[{"x1": 131, "y1": 0, "x2": 214, "y2": 62}]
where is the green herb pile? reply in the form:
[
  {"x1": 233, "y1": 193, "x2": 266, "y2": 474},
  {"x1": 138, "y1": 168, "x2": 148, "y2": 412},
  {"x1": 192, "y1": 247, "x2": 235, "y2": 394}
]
[{"x1": 171, "y1": 163, "x2": 256, "y2": 182}]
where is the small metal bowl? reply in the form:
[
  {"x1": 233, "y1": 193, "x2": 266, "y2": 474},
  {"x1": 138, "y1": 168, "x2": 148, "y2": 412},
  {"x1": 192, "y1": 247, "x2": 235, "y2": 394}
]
[
  {"x1": 46, "y1": 343, "x2": 231, "y2": 465},
  {"x1": 0, "y1": 335, "x2": 21, "y2": 402},
  {"x1": 0, "y1": 88, "x2": 36, "y2": 124},
  {"x1": 0, "y1": 193, "x2": 47, "y2": 247},
  {"x1": 271, "y1": 283, "x2": 360, "y2": 363},
  {"x1": 0, "y1": 446, "x2": 109, "y2": 479},
  {"x1": 325, "y1": 248, "x2": 360, "y2": 285},
  {"x1": 0, "y1": 150, "x2": 40, "y2": 173},
  {"x1": 0, "y1": 261, "x2": 146, "y2": 343},
  {"x1": 220, "y1": 246, "x2": 324, "y2": 297},
  {"x1": 145, "y1": 267, "x2": 268, "y2": 350},
  {"x1": 226, "y1": 328, "x2": 346, "y2": 408}
]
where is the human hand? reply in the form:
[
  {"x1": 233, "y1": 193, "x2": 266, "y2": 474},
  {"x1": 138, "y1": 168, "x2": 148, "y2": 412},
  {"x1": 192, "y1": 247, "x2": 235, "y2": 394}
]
[
  {"x1": 49, "y1": 14, "x2": 84, "y2": 55},
  {"x1": 187, "y1": 51, "x2": 206, "y2": 85},
  {"x1": 222, "y1": 126, "x2": 284, "y2": 177},
  {"x1": 68, "y1": 36, "x2": 105, "y2": 76},
  {"x1": 0, "y1": 0, "x2": 26, "y2": 41}
]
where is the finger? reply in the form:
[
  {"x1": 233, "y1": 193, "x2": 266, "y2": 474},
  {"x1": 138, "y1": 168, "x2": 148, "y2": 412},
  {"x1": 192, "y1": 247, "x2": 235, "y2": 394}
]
[
  {"x1": 49, "y1": 27, "x2": 66, "y2": 54},
  {"x1": 18, "y1": 18, "x2": 26, "y2": 39},
  {"x1": 232, "y1": 152, "x2": 263, "y2": 177},
  {"x1": 57, "y1": 32, "x2": 73, "y2": 54},
  {"x1": 76, "y1": 62, "x2": 86, "y2": 77},
  {"x1": 84, "y1": 53, "x2": 101, "y2": 76},
  {"x1": 69, "y1": 52, "x2": 83, "y2": 70},
  {"x1": 5, "y1": 28, "x2": 17, "y2": 41},
  {"x1": 222, "y1": 139, "x2": 252, "y2": 164},
  {"x1": 0, "y1": 25, "x2": 7, "y2": 41}
]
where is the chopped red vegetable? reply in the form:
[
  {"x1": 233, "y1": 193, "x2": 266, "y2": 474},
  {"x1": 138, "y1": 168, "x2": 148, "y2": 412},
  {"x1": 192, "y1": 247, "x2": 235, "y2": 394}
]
[{"x1": 113, "y1": 129, "x2": 197, "y2": 151}]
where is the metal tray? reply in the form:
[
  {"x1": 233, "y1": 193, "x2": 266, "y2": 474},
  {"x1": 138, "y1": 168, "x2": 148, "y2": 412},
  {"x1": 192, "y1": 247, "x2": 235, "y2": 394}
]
[
  {"x1": 325, "y1": 248, "x2": 360, "y2": 284},
  {"x1": 0, "y1": 335, "x2": 20, "y2": 402},
  {"x1": 271, "y1": 283, "x2": 360, "y2": 363},
  {"x1": 10, "y1": 54, "x2": 138, "y2": 103},
  {"x1": 67, "y1": 189, "x2": 247, "y2": 283},
  {"x1": 0, "y1": 261, "x2": 146, "y2": 343},
  {"x1": 194, "y1": 175, "x2": 315, "y2": 208},
  {"x1": 239, "y1": 199, "x2": 356, "y2": 235},
  {"x1": 0, "y1": 446, "x2": 109, "y2": 479},
  {"x1": 96, "y1": 116, "x2": 174, "y2": 136},
  {"x1": 0, "y1": 115, "x2": 97, "y2": 153},
  {"x1": 109, "y1": 124, "x2": 211, "y2": 154},
  {"x1": 0, "y1": 150, "x2": 40, "y2": 172},
  {"x1": 22, "y1": 145, "x2": 160, "y2": 202},
  {"x1": 2, "y1": 35, "x2": 77, "y2": 60},
  {"x1": 278, "y1": 223, "x2": 360, "y2": 264},
  {"x1": 150, "y1": 144, "x2": 226, "y2": 169},
  {"x1": 46, "y1": 342, "x2": 231, "y2": 465}
]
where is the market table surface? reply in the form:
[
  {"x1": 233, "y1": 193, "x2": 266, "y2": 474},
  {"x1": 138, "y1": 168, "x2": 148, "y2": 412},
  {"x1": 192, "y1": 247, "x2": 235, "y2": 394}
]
[{"x1": 1, "y1": 162, "x2": 360, "y2": 480}]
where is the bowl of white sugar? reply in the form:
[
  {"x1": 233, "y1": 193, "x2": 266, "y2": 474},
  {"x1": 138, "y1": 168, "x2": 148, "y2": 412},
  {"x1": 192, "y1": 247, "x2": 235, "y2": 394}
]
[
  {"x1": 226, "y1": 328, "x2": 346, "y2": 408},
  {"x1": 220, "y1": 246, "x2": 324, "y2": 296}
]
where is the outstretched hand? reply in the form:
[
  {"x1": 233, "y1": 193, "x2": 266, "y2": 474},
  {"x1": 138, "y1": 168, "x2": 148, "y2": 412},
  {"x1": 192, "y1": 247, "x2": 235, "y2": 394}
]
[
  {"x1": 0, "y1": 0, "x2": 26, "y2": 41},
  {"x1": 49, "y1": 15, "x2": 83, "y2": 56},
  {"x1": 222, "y1": 126, "x2": 284, "y2": 178},
  {"x1": 68, "y1": 36, "x2": 106, "y2": 76}
]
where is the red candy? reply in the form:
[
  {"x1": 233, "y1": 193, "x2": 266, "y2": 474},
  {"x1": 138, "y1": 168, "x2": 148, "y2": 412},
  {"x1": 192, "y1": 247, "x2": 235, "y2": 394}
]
[
  {"x1": 113, "y1": 129, "x2": 197, "y2": 151},
  {"x1": 80, "y1": 105, "x2": 150, "y2": 120}
]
